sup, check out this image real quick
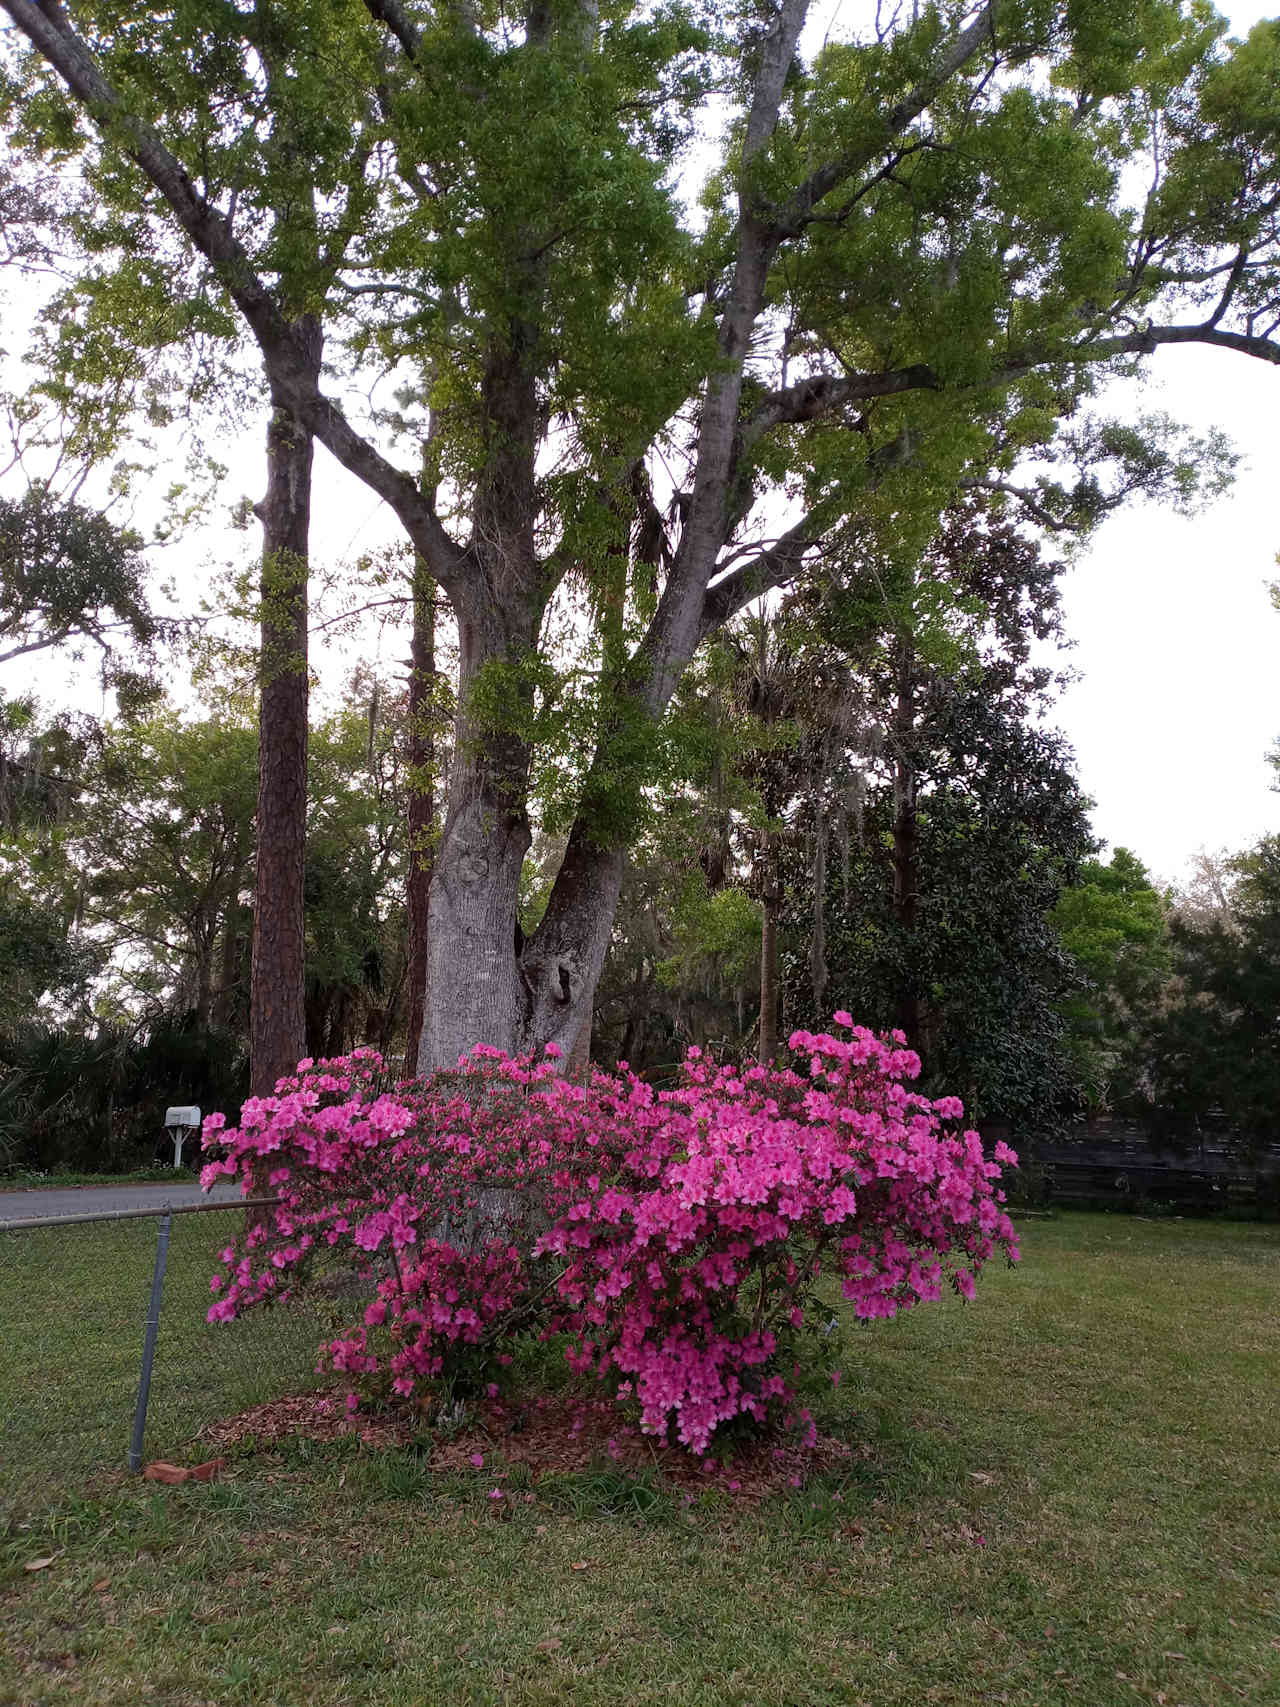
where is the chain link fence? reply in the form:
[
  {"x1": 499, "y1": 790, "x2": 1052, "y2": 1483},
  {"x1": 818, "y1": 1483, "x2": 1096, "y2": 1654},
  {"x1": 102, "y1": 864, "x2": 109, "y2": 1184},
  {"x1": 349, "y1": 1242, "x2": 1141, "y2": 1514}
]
[{"x1": 0, "y1": 1201, "x2": 341, "y2": 1518}]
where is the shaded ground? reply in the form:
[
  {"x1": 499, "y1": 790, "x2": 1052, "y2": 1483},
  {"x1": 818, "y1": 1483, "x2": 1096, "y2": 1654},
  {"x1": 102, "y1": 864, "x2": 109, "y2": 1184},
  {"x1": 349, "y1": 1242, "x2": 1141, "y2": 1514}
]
[{"x1": 202, "y1": 1388, "x2": 856, "y2": 1504}]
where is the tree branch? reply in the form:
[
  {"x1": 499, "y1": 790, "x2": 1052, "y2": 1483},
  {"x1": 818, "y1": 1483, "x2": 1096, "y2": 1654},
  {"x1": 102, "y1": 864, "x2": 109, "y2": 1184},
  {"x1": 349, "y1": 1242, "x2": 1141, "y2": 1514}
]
[
  {"x1": 697, "y1": 514, "x2": 820, "y2": 643},
  {"x1": 956, "y1": 479, "x2": 1082, "y2": 534},
  {"x1": 1076, "y1": 322, "x2": 1280, "y2": 366},
  {"x1": 744, "y1": 314, "x2": 1280, "y2": 456},
  {"x1": 743, "y1": 363, "x2": 941, "y2": 453},
  {"x1": 361, "y1": 0, "x2": 422, "y2": 62},
  {"x1": 671, "y1": 0, "x2": 813, "y2": 587},
  {"x1": 770, "y1": 0, "x2": 996, "y2": 238},
  {"x1": 0, "y1": 628, "x2": 71, "y2": 664},
  {"x1": 1, "y1": 0, "x2": 470, "y2": 596}
]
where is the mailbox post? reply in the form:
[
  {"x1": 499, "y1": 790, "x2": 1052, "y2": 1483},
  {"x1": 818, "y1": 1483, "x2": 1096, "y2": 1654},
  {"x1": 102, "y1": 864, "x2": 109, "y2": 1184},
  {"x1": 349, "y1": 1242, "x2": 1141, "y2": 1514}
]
[{"x1": 163, "y1": 1105, "x2": 201, "y2": 1168}]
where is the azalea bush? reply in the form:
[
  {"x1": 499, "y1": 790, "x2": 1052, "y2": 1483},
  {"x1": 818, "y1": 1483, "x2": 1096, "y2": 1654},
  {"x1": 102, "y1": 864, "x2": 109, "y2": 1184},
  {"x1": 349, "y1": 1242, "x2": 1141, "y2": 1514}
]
[{"x1": 202, "y1": 1018, "x2": 1019, "y2": 1456}]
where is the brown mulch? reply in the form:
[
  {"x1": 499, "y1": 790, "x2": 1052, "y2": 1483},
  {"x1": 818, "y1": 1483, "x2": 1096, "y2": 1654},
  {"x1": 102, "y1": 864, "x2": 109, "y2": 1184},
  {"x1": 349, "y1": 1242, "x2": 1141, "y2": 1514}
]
[{"x1": 200, "y1": 1386, "x2": 857, "y2": 1504}]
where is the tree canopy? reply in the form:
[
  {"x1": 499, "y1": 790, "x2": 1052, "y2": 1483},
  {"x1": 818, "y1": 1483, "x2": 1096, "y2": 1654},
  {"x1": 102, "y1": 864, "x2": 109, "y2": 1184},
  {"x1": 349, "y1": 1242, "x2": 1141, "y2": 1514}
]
[
  {"x1": 2, "y1": 0, "x2": 1277, "y2": 1071},
  {"x1": 0, "y1": 487, "x2": 155, "y2": 665}
]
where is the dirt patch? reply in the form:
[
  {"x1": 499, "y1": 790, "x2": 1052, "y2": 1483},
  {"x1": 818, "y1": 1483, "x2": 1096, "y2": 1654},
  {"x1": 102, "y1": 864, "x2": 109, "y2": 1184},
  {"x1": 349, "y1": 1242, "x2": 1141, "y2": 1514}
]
[{"x1": 201, "y1": 1387, "x2": 855, "y2": 1502}]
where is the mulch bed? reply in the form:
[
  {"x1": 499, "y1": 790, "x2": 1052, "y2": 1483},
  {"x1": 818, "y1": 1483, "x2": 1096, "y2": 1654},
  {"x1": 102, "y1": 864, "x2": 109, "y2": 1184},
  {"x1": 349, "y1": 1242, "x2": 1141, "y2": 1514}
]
[{"x1": 200, "y1": 1386, "x2": 857, "y2": 1503}]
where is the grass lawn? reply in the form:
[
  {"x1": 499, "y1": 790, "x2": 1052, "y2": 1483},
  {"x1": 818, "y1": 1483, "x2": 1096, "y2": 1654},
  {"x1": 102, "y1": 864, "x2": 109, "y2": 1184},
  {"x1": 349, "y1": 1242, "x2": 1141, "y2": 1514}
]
[
  {"x1": 0, "y1": 1169, "x2": 191, "y2": 1191},
  {"x1": 1, "y1": 1209, "x2": 331, "y2": 1510},
  {"x1": 2, "y1": 1212, "x2": 1277, "y2": 1707}
]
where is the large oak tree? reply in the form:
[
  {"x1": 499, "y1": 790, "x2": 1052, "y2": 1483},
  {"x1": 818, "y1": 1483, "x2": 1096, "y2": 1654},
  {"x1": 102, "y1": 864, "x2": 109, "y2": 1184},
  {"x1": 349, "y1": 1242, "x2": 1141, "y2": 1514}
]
[{"x1": 3, "y1": 0, "x2": 1277, "y2": 1072}]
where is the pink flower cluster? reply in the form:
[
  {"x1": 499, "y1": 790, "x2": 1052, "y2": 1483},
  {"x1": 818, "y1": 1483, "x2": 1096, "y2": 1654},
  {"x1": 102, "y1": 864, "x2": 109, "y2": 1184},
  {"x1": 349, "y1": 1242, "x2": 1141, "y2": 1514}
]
[{"x1": 202, "y1": 1020, "x2": 1018, "y2": 1456}]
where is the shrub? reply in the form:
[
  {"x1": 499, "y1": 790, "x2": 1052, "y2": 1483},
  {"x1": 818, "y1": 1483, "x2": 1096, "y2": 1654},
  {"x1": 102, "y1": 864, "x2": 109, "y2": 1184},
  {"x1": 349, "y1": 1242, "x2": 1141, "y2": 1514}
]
[
  {"x1": 202, "y1": 1018, "x2": 1019, "y2": 1456},
  {"x1": 0, "y1": 1012, "x2": 248, "y2": 1174}
]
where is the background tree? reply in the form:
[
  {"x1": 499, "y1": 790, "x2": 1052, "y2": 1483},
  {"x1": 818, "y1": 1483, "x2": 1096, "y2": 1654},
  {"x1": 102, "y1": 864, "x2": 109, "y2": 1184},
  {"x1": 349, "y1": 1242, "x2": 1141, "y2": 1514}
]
[
  {"x1": 783, "y1": 682, "x2": 1093, "y2": 1134},
  {"x1": 72, "y1": 712, "x2": 259, "y2": 1022},
  {"x1": 0, "y1": 488, "x2": 156, "y2": 666},
  {"x1": 1135, "y1": 835, "x2": 1280, "y2": 1154},
  {"x1": 1052, "y1": 846, "x2": 1170, "y2": 1115},
  {"x1": 0, "y1": 0, "x2": 388, "y2": 1094}
]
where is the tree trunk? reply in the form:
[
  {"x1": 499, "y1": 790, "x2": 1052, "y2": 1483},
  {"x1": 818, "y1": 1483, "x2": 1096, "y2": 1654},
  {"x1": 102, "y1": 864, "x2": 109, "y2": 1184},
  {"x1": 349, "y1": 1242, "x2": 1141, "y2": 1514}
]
[
  {"x1": 519, "y1": 808, "x2": 626, "y2": 1068},
  {"x1": 419, "y1": 772, "x2": 622, "y2": 1075},
  {"x1": 194, "y1": 936, "x2": 215, "y2": 1027},
  {"x1": 212, "y1": 914, "x2": 240, "y2": 1031},
  {"x1": 304, "y1": 988, "x2": 330, "y2": 1062},
  {"x1": 418, "y1": 610, "x2": 536, "y2": 1074},
  {"x1": 417, "y1": 650, "x2": 624, "y2": 1077},
  {"x1": 891, "y1": 639, "x2": 922, "y2": 1045},
  {"x1": 249, "y1": 316, "x2": 321, "y2": 1097},
  {"x1": 810, "y1": 806, "x2": 828, "y2": 1018},
  {"x1": 758, "y1": 829, "x2": 780, "y2": 1064},
  {"x1": 212, "y1": 825, "x2": 249, "y2": 1030},
  {"x1": 402, "y1": 564, "x2": 437, "y2": 1077}
]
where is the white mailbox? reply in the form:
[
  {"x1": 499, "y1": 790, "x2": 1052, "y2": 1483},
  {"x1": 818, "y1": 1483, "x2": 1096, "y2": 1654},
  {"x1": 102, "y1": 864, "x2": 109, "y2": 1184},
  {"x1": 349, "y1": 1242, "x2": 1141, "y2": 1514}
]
[{"x1": 163, "y1": 1105, "x2": 202, "y2": 1169}]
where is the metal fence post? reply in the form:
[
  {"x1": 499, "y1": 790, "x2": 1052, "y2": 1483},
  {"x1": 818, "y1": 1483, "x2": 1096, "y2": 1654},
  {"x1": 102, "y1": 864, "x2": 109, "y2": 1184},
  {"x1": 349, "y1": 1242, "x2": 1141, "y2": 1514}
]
[{"x1": 128, "y1": 1210, "x2": 172, "y2": 1472}]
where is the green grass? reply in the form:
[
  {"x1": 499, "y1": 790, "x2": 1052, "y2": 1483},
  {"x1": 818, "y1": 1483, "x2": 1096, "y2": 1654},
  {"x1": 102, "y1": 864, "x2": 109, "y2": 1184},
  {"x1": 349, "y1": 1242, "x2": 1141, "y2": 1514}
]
[
  {"x1": 1, "y1": 1210, "x2": 330, "y2": 1510},
  {"x1": 3, "y1": 1214, "x2": 1278, "y2": 1707},
  {"x1": 0, "y1": 1167, "x2": 193, "y2": 1191}
]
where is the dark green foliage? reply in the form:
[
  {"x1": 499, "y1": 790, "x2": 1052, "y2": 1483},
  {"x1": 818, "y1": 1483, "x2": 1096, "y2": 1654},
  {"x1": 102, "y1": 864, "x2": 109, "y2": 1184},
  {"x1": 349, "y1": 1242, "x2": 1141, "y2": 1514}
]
[
  {"x1": 1135, "y1": 836, "x2": 1280, "y2": 1156},
  {"x1": 0, "y1": 887, "x2": 98, "y2": 1033},
  {"x1": 1052, "y1": 847, "x2": 1171, "y2": 1113},
  {"x1": 783, "y1": 685, "x2": 1093, "y2": 1134},
  {"x1": 0, "y1": 671, "x2": 414, "y2": 1170},
  {"x1": 0, "y1": 1012, "x2": 247, "y2": 1174}
]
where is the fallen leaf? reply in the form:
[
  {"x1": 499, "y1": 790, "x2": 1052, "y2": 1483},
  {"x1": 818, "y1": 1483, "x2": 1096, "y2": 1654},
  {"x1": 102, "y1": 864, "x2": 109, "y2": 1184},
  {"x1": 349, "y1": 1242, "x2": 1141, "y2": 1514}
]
[
  {"x1": 534, "y1": 1638, "x2": 562, "y2": 1654},
  {"x1": 143, "y1": 1462, "x2": 191, "y2": 1485},
  {"x1": 1162, "y1": 1652, "x2": 1188, "y2": 1661},
  {"x1": 570, "y1": 1561, "x2": 591, "y2": 1572},
  {"x1": 92, "y1": 1578, "x2": 111, "y2": 1593},
  {"x1": 187, "y1": 1458, "x2": 226, "y2": 1483},
  {"x1": 968, "y1": 1471, "x2": 997, "y2": 1484},
  {"x1": 24, "y1": 1554, "x2": 61, "y2": 1572}
]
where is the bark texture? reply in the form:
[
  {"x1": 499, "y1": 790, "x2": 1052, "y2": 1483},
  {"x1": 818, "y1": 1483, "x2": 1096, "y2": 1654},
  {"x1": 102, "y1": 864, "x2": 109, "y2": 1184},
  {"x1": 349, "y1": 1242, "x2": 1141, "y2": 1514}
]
[
  {"x1": 891, "y1": 640, "x2": 922, "y2": 1046},
  {"x1": 402, "y1": 566, "x2": 438, "y2": 1077},
  {"x1": 758, "y1": 829, "x2": 780, "y2": 1064},
  {"x1": 249, "y1": 316, "x2": 321, "y2": 1097}
]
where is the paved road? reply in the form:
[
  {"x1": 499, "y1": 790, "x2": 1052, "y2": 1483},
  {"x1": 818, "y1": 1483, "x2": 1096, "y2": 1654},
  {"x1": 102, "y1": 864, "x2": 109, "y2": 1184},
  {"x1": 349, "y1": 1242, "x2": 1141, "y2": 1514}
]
[{"x1": 0, "y1": 1179, "x2": 247, "y2": 1223}]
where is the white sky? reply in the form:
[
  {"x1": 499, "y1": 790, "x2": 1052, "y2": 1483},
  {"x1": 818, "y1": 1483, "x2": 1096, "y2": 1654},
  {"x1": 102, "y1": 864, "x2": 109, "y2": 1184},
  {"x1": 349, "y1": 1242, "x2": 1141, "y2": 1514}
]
[
  {"x1": 1051, "y1": 347, "x2": 1277, "y2": 883},
  {"x1": 6, "y1": 0, "x2": 1278, "y2": 887},
  {"x1": 1045, "y1": 0, "x2": 1279, "y2": 882}
]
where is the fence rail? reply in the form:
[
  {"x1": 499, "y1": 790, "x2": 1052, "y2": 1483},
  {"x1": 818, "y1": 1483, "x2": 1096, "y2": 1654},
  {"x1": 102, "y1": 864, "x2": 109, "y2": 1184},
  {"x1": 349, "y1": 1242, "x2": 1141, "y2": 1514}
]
[
  {"x1": 1030, "y1": 1131, "x2": 1280, "y2": 1214},
  {"x1": 1, "y1": 1199, "x2": 337, "y2": 1517},
  {"x1": 0, "y1": 1196, "x2": 279, "y2": 1231}
]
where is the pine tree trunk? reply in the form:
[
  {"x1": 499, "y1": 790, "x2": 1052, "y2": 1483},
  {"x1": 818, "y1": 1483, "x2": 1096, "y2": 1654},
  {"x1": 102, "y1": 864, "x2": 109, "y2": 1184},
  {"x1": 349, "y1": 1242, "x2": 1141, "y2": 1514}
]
[
  {"x1": 810, "y1": 807, "x2": 828, "y2": 1018},
  {"x1": 402, "y1": 564, "x2": 437, "y2": 1078},
  {"x1": 891, "y1": 641, "x2": 922, "y2": 1045},
  {"x1": 758, "y1": 830, "x2": 780, "y2": 1064},
  {"x1": 249, "y1": 317, "x2": 321, "y2": 1098}
]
